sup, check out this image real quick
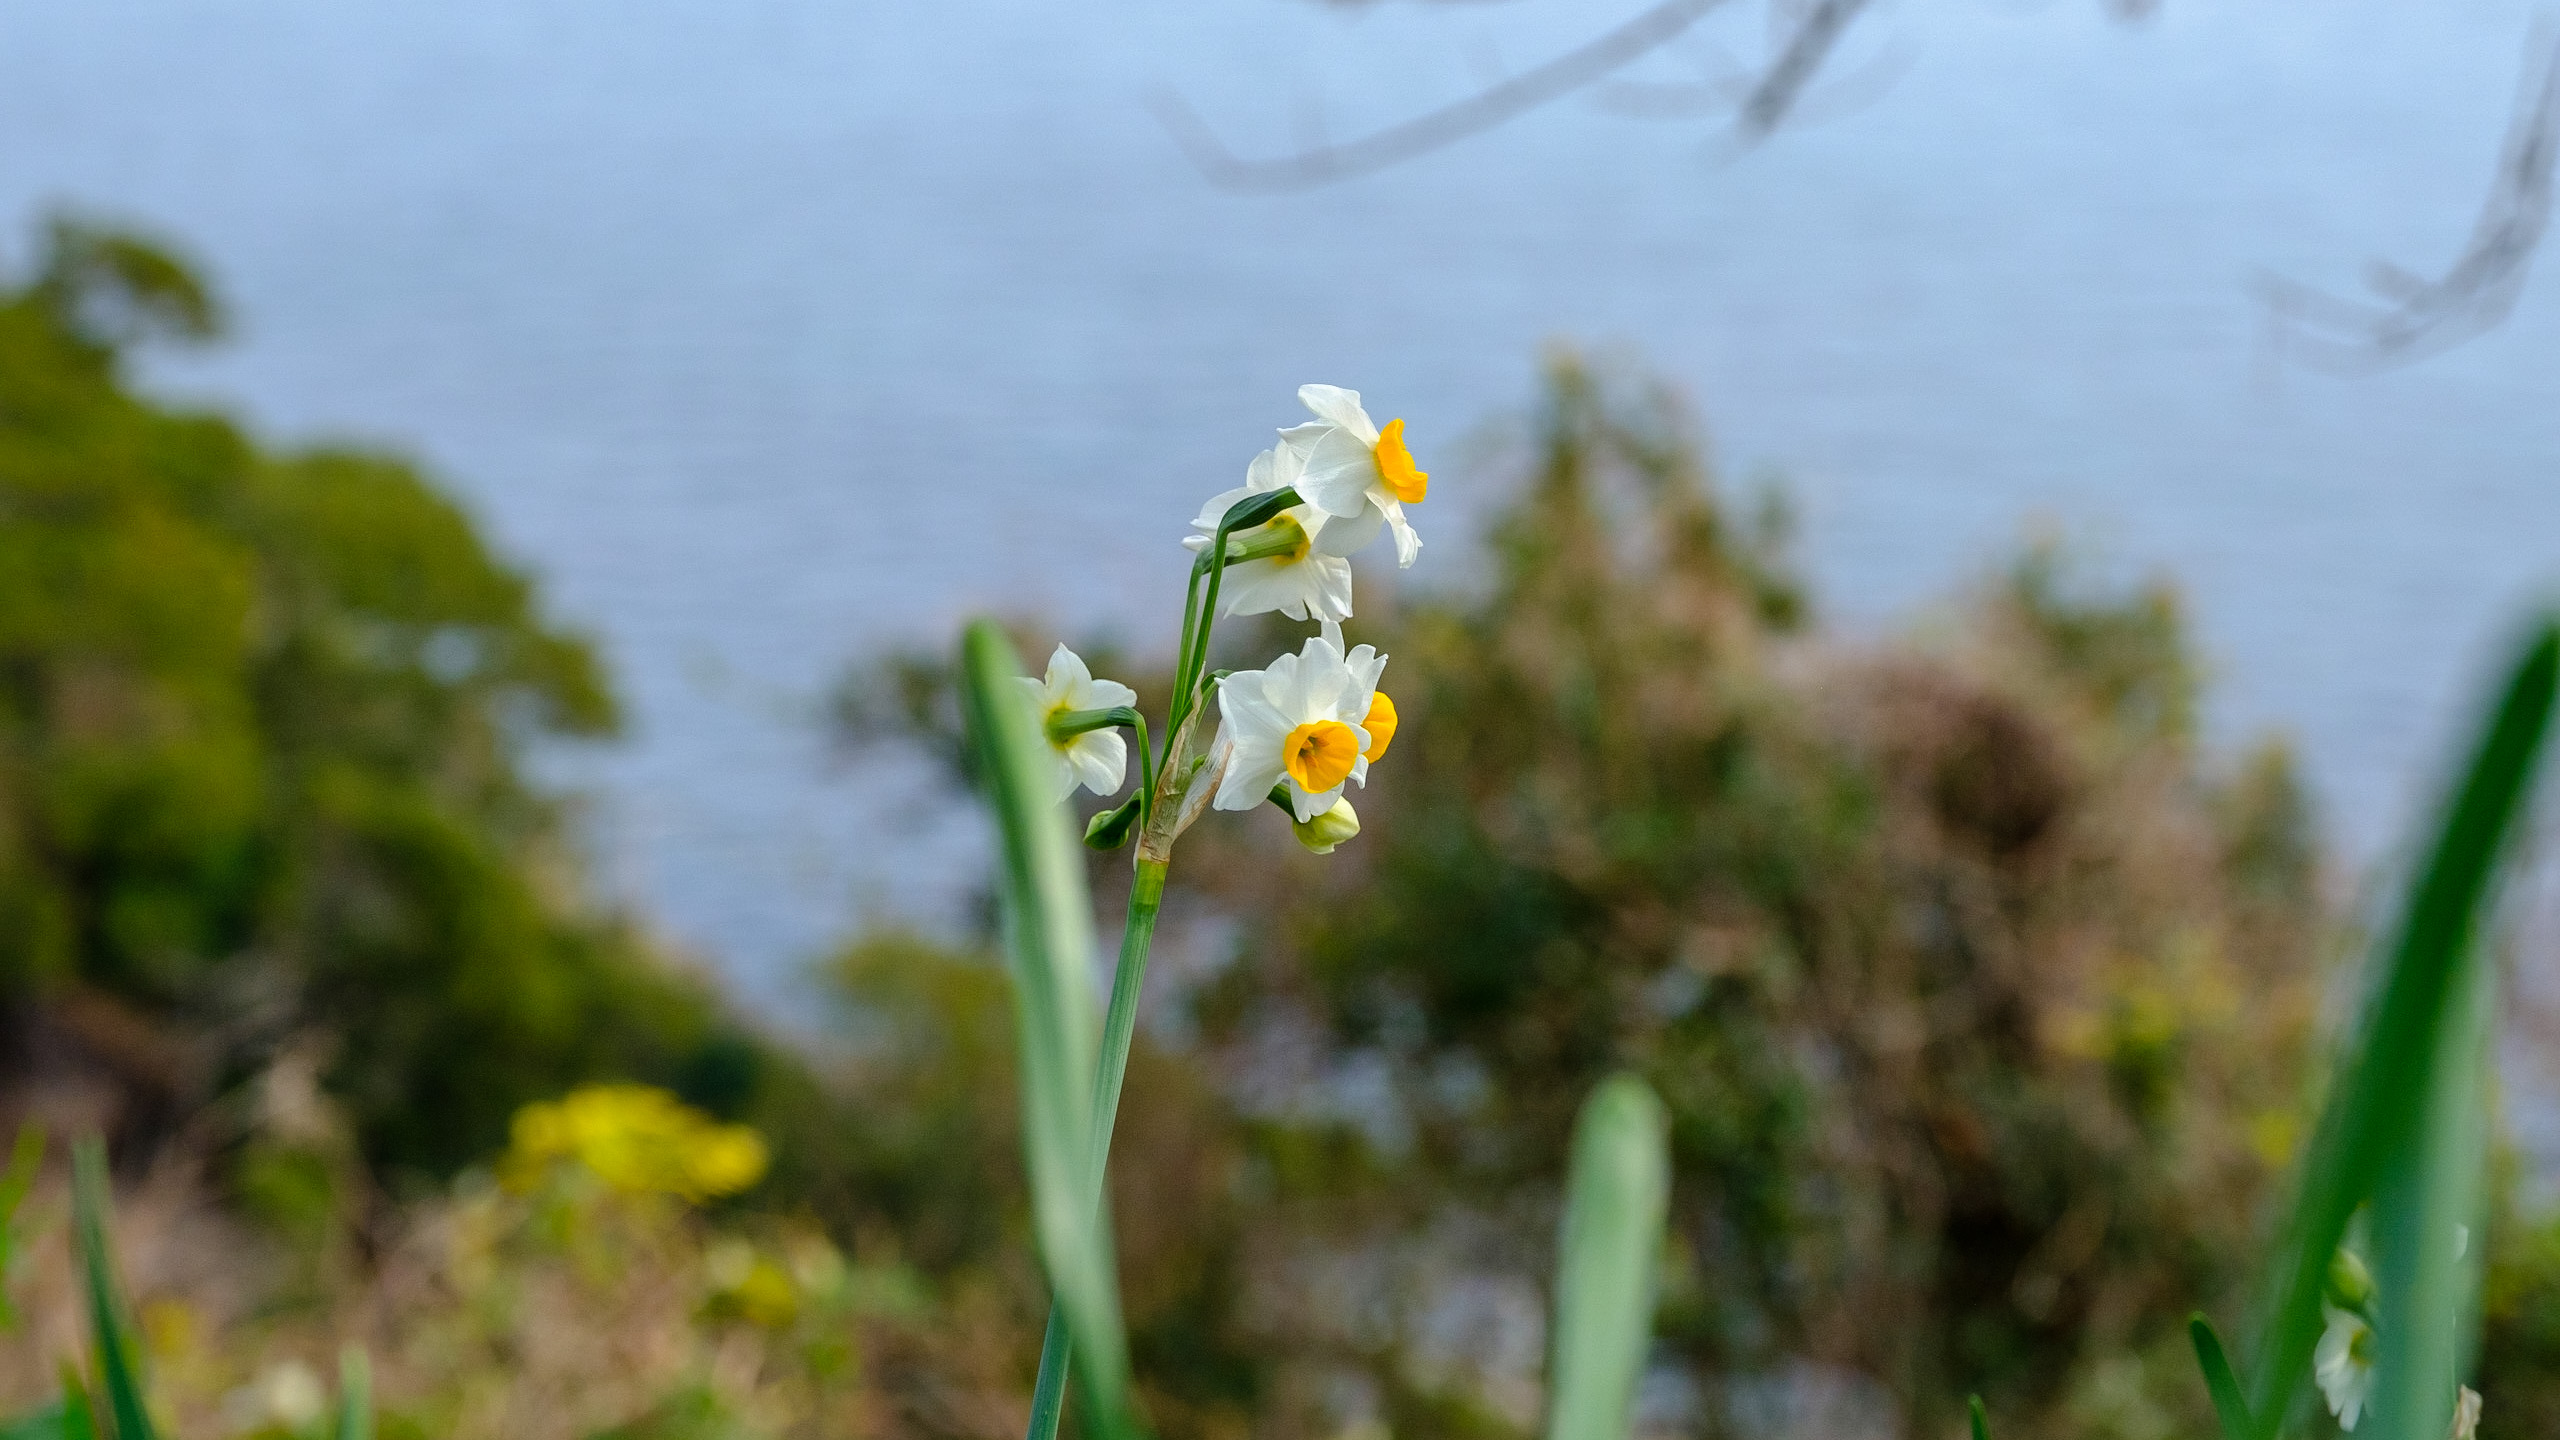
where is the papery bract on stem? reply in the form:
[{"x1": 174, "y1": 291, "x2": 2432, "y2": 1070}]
[{"x1": 2447, "y1": 1386, "x2": 2481, "y2": 1440}]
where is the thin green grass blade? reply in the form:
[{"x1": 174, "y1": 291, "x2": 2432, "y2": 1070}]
[
  {"x1": 57, "y1": 1367, "x2": 96, "y2": 1440},
  {"x1": 1967, "y1": 1395, "x2": 1990, "y2": 1440},
  {"x1": 2188, "y1": 1314, "x2": 2252, "y2": 1440},
  {"x1": 0, "y1": 1123, "x2": 46, "y2": 1333},
  {"x1": 0, "y1": 1124, "x2": 42, "y2": 1210},
  {"x1": 71, "y1": 1141, "x2": 154, "y2": 1440},
  {"x1": 333, "y1": 1348, "x2": 374, "y2": 1440},
  {"x1": 958, "y1": 621, "x2": 1138, "y2": 1440},
  {"x1": 1543, "y1": 1075, "x2": 1670, "y2": 1440},
  {"x1": 2243, "y1": 618, "x2": 2559, "y2": 1438}
]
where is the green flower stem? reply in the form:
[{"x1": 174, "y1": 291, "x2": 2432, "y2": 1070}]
[
  {"x1": 1171, "y1": 556, "x2": 1215, "y2": 739},
  {"x1": 1022, "y1": 857, "x2": 1171, "y2": 1440},
  {"x1": 1190, "y1": 542, "x2": 1236, "y2": 715},
  {"x1": 1027, "y1": 487, "x2": 1301, "y2": 1436},
  {"x1": 1171, "y1": 566, "x2": 1204, "y2": 733},
  {"x1": 1128, "y1": 714, "x2": 1154, "y2": 825},
  {"x1": 1171, "y1": 486, "x2": 1300, "y2": 745}
]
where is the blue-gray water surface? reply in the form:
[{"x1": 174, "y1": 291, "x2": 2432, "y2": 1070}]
[{"x1": 4, "y1": 0, "x2": 2556, "y2": 1021}]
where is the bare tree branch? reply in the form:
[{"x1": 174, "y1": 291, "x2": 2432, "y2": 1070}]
[
  {"x1": 1588, "y1": 3, "x2": 1910, "y2": 138},
  {"x1": 1589, "y1": 34, "x2": 1753, "y2": 119},
  {"x1": 1151, "y1": 0, "x2": 1735, "y2": 192},
  {"x1": 1154, "y1": 0, "x2": 1902, "y2": 191},
  {"x1": 2260, "y1": 26, "x2": 2560, "y2": 371},
  {"x1": 1738, "y1": 0, "x2": 1875, "y2": 136},
  {"x1": 1156, "y1": 0, "x2": 2552, "y2": 376}
]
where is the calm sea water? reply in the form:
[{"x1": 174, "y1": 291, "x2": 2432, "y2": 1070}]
[{"x1": 3, "y1": 0, "x2": 2556, "y2": 1014}]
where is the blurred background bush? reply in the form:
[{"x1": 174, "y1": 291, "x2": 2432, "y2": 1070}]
[{"x1": 1, "y1": 221, "x2": 2556, "y2": 1440}]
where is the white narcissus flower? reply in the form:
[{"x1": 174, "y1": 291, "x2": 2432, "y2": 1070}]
[
  {"x1": 1014, "y1": 644, "x2": 1137, "y2": 801},
  {"x1": 1212, "y1": 624, "x2": 1397, "y2": 823},
  {"x1": 1282, "y1": 384, "x2": 1427, "y2": 569},
  {"x1": 1183, "y1": 442, "x2": 1354, "y2": 623},
  {"x1": 2316, "y1": 1303, "x2": 2376, "y2": 1432}
]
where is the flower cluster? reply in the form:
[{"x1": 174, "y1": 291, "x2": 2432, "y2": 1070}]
[
  {"x1": 1024, "y1": 385, "x2": 1426, "y2": 856},
  {"x1": 501, "y1": 1083, "x2": 770, "y2": 1204},
  {"x1": 2313, "y1": 1239, "x2": 2483, "y2": 1439}
]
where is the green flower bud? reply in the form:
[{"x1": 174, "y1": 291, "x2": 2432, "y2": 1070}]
[
  {"x1": 1084, "y1": 795, "x2": 1140, "y2": 850},
  {"x1": 2326, "y1": 1245, "x2": 2375, "y2": 1314},
  {"x1": 1291, "y1": 797, "x2": 1360, "y2": 855}
]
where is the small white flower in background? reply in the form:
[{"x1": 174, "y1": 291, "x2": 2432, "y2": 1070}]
[
  {"x1": 2447, "y1": 1385, "x2": 2482, "y2": 1440},
  {"x1": 1184, "y1": 442, "x2": 1354, "y2": 623},
  {"x1": 2316, "y1": 1302, "x2": 2376, "y2": 1432},
  {"x1": 1213, "y1": 624, "x2": 1396, "y2": 823},
  {"x1": 1015, "y1": 644, "x2": 1136, "y2": 801},
  {"x1": 225, "y1": 1359, "x2": 325, "y2": 1434},
  {"x1": 1283, "y1": 384, "x2": 1427, "y2": 569}
]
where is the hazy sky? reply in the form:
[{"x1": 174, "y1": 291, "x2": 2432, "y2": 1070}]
[{"x1": 2, "y1": 0, "x2": 2554, "y2": 1001}]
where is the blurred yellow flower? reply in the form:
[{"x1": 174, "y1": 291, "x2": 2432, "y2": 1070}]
[
  {"x1": 705, "y1": 1237, "x2": 801, "y2": 1329},
  {"x1": 502, "y1": 1084, "x2": 769, "y2": 1203},
  {"x1": 140, "y1": 1297, "x2": 199, "y2": 1359},
  {"x1": 2249, "y1": 1109, "x2": 2301, "y2": 1168}
]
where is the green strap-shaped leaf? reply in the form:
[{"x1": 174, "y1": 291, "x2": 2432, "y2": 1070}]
[
  {"x1": 333, "y1": 1348, "x2": 374, "y2": 1440},
  {"x1": 958, "y1": 622, "x2": 1139, "y2": 1440},
  {"x1": 1967, "y1": 1395, "x2": 1991, "y2": 1440},
  {"x1": 1543, "y1": 1075, "x2": 1671, "y2": 1440},
  {"x1": 2244, "y1": 618, "x2": 2558, "y2": 1439},
  {"x1": 2188, "y1": 1314, "x2": 2253, "y2": 1440},
  {"x1": 2366, "y1": 901, "x2": 2496, "y2": 1440},
  {"x1": 72, "y1": 1141, "x2": 154, "y2": 1440}
]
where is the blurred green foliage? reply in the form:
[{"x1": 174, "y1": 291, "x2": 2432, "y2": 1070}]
[
  {"x1": 0, "y1": 218, "x2": 767, "y2": 1174},
  {"x1": 4, "y1": 210, "x2": 2556, "y2": 1440},
  {"x1": 1172, "y1": 355, "x2": 2338, "y2": 1438},
  {"x1": 2473, "y1": 1159, "x2": 2560, "y2": 1438}
]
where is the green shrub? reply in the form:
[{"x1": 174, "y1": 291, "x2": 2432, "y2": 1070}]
[
  {"x1": 0, "y1": 218, "x2": 756, "y2": 1174},
  {"x1": 836, "y1": 353, "x2": 2337, "y2": 1437}
]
